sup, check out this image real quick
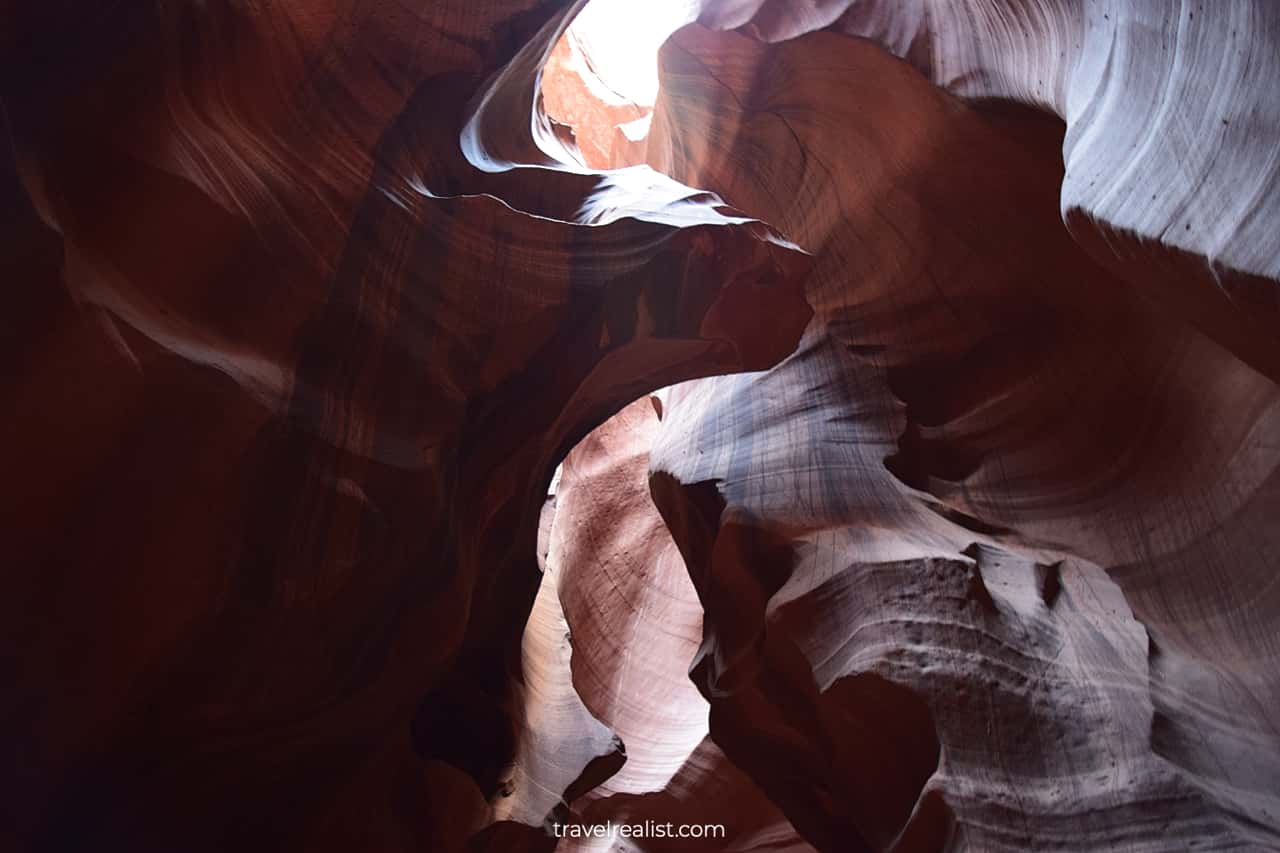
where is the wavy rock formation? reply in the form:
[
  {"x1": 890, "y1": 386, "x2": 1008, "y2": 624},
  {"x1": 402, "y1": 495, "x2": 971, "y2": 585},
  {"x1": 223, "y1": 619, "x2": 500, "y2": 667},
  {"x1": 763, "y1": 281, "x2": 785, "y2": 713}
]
[
  {"x1": 3, "y1": 0, "x2": 1278, "y2": 852},
  {"x1": 510, "y1": 397, "x2": 815, "y2": 851},
  {"x1": 639, "y1": 15, "x2": 1277, "y2": 851},
  {"x1": 1, "y1": 3, "x2": 810, "y2": 850}
]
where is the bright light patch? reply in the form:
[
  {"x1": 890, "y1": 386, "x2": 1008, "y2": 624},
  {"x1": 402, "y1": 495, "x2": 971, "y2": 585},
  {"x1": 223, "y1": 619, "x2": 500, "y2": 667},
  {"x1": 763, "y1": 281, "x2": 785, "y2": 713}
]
[{"x1": 568, "y1": 0, "x2": 697, "y2": 106}]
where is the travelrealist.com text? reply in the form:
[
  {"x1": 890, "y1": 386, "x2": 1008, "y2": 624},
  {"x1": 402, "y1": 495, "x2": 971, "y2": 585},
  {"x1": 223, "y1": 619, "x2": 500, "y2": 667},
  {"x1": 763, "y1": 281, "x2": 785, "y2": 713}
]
[{"x1": 548, "y1": 820, "x2": 727, "y2": 840}]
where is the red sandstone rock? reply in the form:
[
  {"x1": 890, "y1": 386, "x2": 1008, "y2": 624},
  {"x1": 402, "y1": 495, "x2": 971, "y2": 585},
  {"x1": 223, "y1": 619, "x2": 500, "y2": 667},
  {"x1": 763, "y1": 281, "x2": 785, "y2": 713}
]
[{"x1": 3, "y1": 1, "x2": 1278, "y2": 851}]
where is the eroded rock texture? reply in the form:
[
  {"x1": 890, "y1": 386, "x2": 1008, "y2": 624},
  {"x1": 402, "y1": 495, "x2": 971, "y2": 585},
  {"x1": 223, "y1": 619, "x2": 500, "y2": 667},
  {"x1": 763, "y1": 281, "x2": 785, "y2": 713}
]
[{"x1": 3, "y1": 1, "x2": 1278, "y2": 852}]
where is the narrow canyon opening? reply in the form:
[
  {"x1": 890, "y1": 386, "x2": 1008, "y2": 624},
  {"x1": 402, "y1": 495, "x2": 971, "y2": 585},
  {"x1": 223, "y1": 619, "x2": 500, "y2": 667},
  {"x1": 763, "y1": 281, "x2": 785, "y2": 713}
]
[
  {"x1": 512, "y1": 391, "x2": 714, "y2": 830},
  {"x1": 540, "y1": 0, "x2": 694, "y2": 169}
]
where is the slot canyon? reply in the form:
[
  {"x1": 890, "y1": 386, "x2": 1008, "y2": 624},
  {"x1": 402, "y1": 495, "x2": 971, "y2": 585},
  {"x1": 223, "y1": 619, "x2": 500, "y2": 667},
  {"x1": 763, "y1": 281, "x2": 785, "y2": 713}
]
[{"x1": 3, "y1": 1, "x2": 1279, "y2": 851}]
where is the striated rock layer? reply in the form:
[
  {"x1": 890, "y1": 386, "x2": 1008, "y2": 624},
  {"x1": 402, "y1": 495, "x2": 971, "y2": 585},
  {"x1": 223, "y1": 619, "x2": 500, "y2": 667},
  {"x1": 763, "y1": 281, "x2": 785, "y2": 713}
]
[
  {"x1": 1, "y1": 2, "x2": 811, "y2": 850},
  {"x1": 3, "y1": 1, "x2": 1279, "y2": 852}
]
